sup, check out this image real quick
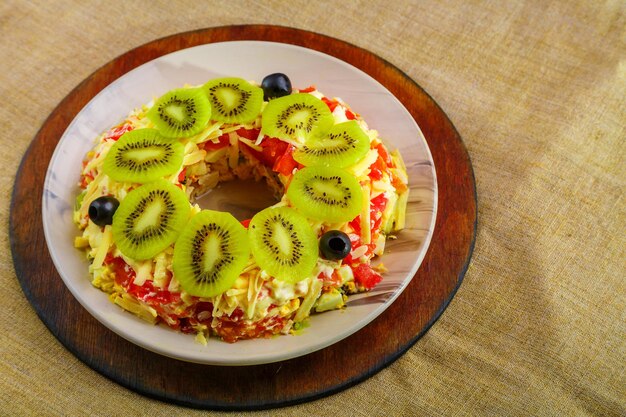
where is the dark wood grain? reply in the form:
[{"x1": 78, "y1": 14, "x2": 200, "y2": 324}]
[{"x1": 9, "y1": 25, "x2": 476, "y2": 410}]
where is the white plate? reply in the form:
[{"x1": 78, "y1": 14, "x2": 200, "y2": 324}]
[{"x1": 42, "y1": 41, "x2": 437, "y2": 365}]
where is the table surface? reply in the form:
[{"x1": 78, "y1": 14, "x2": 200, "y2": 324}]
[{"x1": 1, "y1": 1, "x2": 624, "y2": 415}]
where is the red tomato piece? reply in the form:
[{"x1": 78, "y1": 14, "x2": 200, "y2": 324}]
[
  {"x1": 298, "y1": 86, "x2": 316, "y2": 93},
  {"x1": 348, "y1": 193, "x2": 387, "y2": 236},
  {"x1": 272, "y1": 145, "x2": 299, "y2": 176},
  {"x1": 349, "y1": 217, "x2": 361, "y2": 236},
  {"x1": 177, "y1": 168, "x2": 186, "y2": 183},
  {"x1": 261, "y1": 137, "x2": 289, "y2": 165},
  {"x1": 240, "y1": 219, "x2": 251, "y2": 228},
  {"x1": 369, "y1": 166, "x2": 383, "y2": 181},
  {"x1": 370, "y1": 193, "x2": 388, "y2": 213},
  {"x1": 236, "y1": 127, "x2": 260, "y2": 141},
  {"x1": 321, "y1": 96, "x2": 339, "y2": 112},
  {"x1": 370, "y1": 193, "x2": 388, "y2": 231},
  {"x1": 79, "y1": 172, "x2": 94, "y2": 189},
  {"x1": 391, "y1": 171, "x2": 408, "y2": 194},
  {"x1": 375, "y1": 143, "x2": 393, "y2": 166},
  {"x1": 345, "y1": 109, "x2": 358, "y2": 120},
  {"x1": 106, "y1": 256, "x2": 135, "y2": 288},
  {"x1": 368, "y1": 151, "x2": 389, "y2": 181},
  {"x1": 352, "y1": 263, "x2": 383, "y2": 290},
  {"x1": 105, "y1": 124, "x2": 134, "y2": 141},
  {"x1": 203, "y1": 133, "x2": 230, "y2": 151}
]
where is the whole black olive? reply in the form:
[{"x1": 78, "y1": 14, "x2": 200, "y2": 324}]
[
  {"x1": 261, "y1": 73, "x2": 292, "y2": 100},
  {"x1": 319, "y1": 230, "x2": 352, "y2": 260},
  {"x1": 88, "y1": 196, "x2": 120, "y2": 227}
]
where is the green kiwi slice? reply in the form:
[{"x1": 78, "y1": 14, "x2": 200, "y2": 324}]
[
  {"x1": 203, "y1": 77, "x2": 263, "y2": 124},
  {"x1": 293, "y1": 120, "x2": 370, "y2": 168},
  {"x1": 287, "y1": 166, "x2": 363, "y2": 222},
  {"x1": 249, "y1": 206, "x2": 317, "y2": 283},
  {"x1": 172, "y1": 210, "x2": 250, "y2": 298},
  {"x1": 103, "y1": 129, "x2": 184, "y2": 183},
  {"x1": 147, "y1": 87, "x2": 211, "y2": 138},
  {"x1": 112, "y1": 180, "x2": 190, "y2": 260},
  {"x1": 261, "y1": 93, "x2": 334, "y2": 142}
]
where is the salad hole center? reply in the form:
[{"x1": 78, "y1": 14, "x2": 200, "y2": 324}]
[{"x1": 194, "y1": 178, "x2": 280, "y2": 222}]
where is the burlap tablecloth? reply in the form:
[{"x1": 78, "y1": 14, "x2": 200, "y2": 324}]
[{"x1": 2, "y1": 1, "x2": 624, "y2": 415}]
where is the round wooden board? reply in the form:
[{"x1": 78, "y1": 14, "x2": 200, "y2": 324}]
[{"x1": 10, "y1": 25, "x2": 476, "y2": 410}]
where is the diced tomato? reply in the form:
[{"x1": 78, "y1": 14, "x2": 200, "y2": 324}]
[
  {"x1": 298, "y1": 86, "x2": 316, "y2": 93},
  {"x1": 127, "y1": 280, "x2": 153, "y2": 299},
  {"x1": 368, "y1": 148, "x2": 390, "y2": 181},
  {"x1": 371, "y1": 193, "x2": 388, "y2": 213},
  {"x1": 240, "y1": 135, "x2": 295, "y2": 171},
  {"x1": 321, "y1": 96, "x2": 339, "y2": 112},
  {"x1": 341, "y1": 233, "x2": 363, "y2": 264},
  {"x1": 128, "y1": 278, "x2": 181, "y2": 306},
  {"x1": 105, "y1": 124, "x2": 134, "y2": 141},
  {"x1": 79, "y1": 172, "x2": 94, "y2": 189},
  {"x1": 202, "y1": 133, "x2": 231, "y2": 151},
  {"x1": 240, "y1": 219, "x2": 251, "y2": 228},
  {"x1": 370, "y1": 193, "x2": 388, "y2": 230},
  {"x1": 391, "y1": 170, "x2": 408, "y2": 194},
  {"x1": 352, "y1": 263, "x2": 382, "y2": 290},
  {"x1": 345, "y1": 109, "x2": 358, "y2": 120},
  {"x1": 106, "y1": 255, "x2": 135, "y2": 287},
  {"x1": 261, "y1": 137, "x2": 289, "y2": 165},
  {"x1": 375, "y1": 143, "x2": 393, "y2": 167},
  {"x1": 369, "y1": 165, "x2": 383, "y2": 181},
  {"x1": 105, "y1": 255, "x2": 179, "y2": 305},
  {"x1": 177, "y1": 168, "x2": 186, "y2": 183},
  {"x1": 272, "y1": 145, "x2": 299, "y2": 176},
  {"x1": 236, "y1": 128, "x2": 260, "y2": 141},
  {"x1": 348, "y1": 193, "x2": 388, "y2": 237},
  {"x1": 349, "y1": 217, "x2": 361, "y2": 236}
]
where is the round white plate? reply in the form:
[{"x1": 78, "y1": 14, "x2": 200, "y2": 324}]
[{"x1": 42, "y1": 41, "x2": 437, "y2": 366}]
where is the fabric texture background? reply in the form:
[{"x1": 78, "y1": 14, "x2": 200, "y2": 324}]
[{"x1": 1, "y1": 1, "x2": 624, "y2": 415}]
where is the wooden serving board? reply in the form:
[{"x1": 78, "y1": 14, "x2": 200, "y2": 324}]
[{"x1": 10, "y1": 25, "x2": 476, "y2": 410}]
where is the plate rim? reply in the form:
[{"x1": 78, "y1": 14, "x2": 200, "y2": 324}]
[{"x1": 41, "y1": 39, "x2": 438, "y2": 365}]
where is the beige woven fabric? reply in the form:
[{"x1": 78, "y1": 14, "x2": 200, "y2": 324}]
[{"x1": 1, "y1": 0, "x2": 624, "y2": 415}]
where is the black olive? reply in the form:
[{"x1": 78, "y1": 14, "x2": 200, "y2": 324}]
[
  {"x1": 261, "y1": 73, "x2": 292, "y2": 100},
  {"x1": 88, "y1": 196, "x2": 120, "y2": 227},
  {"x1": 319, "y1": 230, "x2": 352, "y2": 260}
]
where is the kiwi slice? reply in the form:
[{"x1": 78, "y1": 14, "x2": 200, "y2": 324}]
[
  {"x1": 103, "y1": 129, "x2": 184, "y2": 183},
  {"x1": 287, "y1": 166, "x2": 363, "y2": 222},
  {"x1": 293, "y1": 120, "x2": 370, "y2": 168},
  {"x1": 172, "y1": 210, "x2": 250, "y2": 298},
  {"x1": 203, "y1": 77, "x2": 263, "y2": 124},
  {"x1": 147, "y1": 87, "x2": 211, "y2": 138},
  {"x1": 249, "y1": 206, "x2": 317, "y2": 283},
  {"x1": 261, "y1": 93, "x2": 333, "y2": 142},
  {"x1": 112, "y1": 180, "x2": 190, "y2": 260}
]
